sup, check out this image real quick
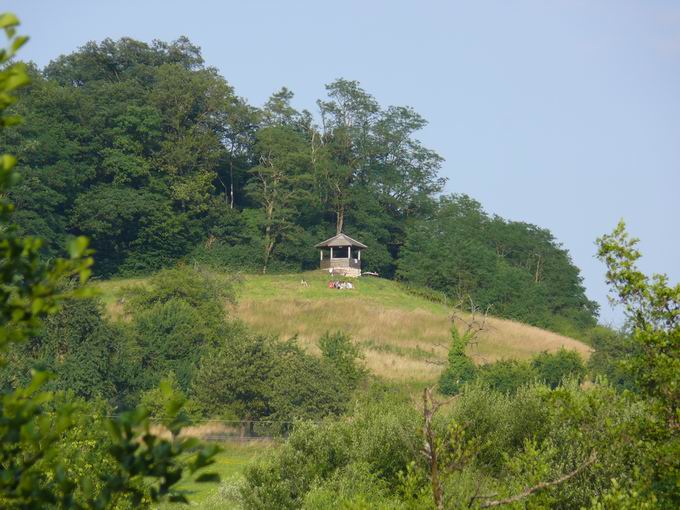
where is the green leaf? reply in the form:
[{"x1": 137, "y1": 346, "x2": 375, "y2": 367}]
[{"x1": 0, "y1": 13, "x2": 20, "y2": 29}]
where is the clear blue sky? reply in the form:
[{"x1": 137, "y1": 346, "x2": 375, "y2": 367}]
[{"x1": 7, "y1": 0, "x2": 680, "y2": 325}]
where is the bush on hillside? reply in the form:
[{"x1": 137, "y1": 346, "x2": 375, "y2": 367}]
[
  {"x1": 189, "y1": 241, "x2": 265, "y2": 273},
  {"x1": 438, "y1": 327, "x2": 478, "y2": 395},
  {"x1": 122, "y1": 265, "x2": 239, "y2": 398},
  {"x1": 531, "y1": 349, "x2": 586, "y2": 389},
  {"x1": 0, "y1": 297, "x2": 122, "y2": 402},
  {"x1": 124, "y1": 265, "x2": 237, "y2": 316},
  {"x1": 478, "y1": 358, "x2": 537, "y2": 394},
  {"x1": 319, "y1": 331, "x2": 365, "y2": 387},
  {"x1": 192, "y1": 329, "x2": 274, "y2": 427},
  {"x1": 587, "y1": 326, "x2": 638, "y2": 392},
  {"x1": 131, "y1": 298, "x2": 220, "y2": 392},
  {"x1": 192, "y1": 331, "x2": 363, "y2": 433},
  {"x1": 138, "y1": 373, "x2": 203, "y2": 421}
]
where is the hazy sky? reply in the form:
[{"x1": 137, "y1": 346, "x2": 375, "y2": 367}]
[{"x1": 7, "y1": 0, "x2": 680, "y2": 325}]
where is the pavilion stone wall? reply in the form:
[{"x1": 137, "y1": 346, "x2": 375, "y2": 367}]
[{"x1": 323, "y1": 266, "x2": 361, "y2": 278}]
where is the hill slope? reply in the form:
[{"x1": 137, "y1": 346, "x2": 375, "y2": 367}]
[{"x1": 96, "y1": 270, "x2": 591, "y2": 384}]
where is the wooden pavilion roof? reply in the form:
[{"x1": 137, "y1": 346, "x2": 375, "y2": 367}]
[{"x1": 315, "y1": 232, "x2": 367, "y2": 249}]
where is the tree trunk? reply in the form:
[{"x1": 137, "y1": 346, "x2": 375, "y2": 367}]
[
  {"x1": 229, "y1": 159, "x2": 235, "y2": 209},
  {"x1": 262, "y1": 225, "x2": 274, "y2": 274},
  {"x1": 336, "y1": 204, "x2": 344, "y2": 234},
  {"x1": 423, "y1": 388, "x2": 444, "y2": 510},
  {"x1": 534, "y1": 254, "x2": 543, "y2": 283}
]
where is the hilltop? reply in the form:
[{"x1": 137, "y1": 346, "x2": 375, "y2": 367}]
[{"x1": 96, "y1": 270, "x2": 591, "y2": 385}]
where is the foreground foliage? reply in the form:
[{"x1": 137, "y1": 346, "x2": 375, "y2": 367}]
[
  {"x1": 240, "y1": 381, "x2": 652, "y2": 509},
  {"x1": 0, "y1": 15, "x2": 217, "y2": 508}
]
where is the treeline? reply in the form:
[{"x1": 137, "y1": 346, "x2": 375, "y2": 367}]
[
  {"x1": 398, "y1": 195, "x2": 599, "y2": 332},
  {"x1": 2, "y1": 37, "x2": 596, "y2": 331}
]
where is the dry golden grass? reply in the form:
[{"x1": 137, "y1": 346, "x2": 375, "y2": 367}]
[
  {"x1": 235, "y1": 275, "x2": 592, "y2": 384},
  {"x1": 94, "y1": 271, "x2": 592, "y2": 385}
]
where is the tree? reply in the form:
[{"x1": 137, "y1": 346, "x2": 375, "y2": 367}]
[
  {"x1": 597, "y1": 221, "x2": 679, "y2": 425},
  {"x1": 597, "y1": 221, "x2": 679, "y2": 503},
  {"x1": 438, "y1": 316, "x2": 482, "y2": 395},
  {"x1": 439, "y1": 331, "x2": 479, "y2": 396},
  {"x1": 220, "y1": 96, "x2": 258, "y2": 209},
  {"x1": 0, "y1": 297, "x2": 119, "y2": 401},
  {"x1": 124, "y1": 266, "x2": 234, "y2": 393},
  {"x1": 150, "y1": 64, "x2": 232, "y2": 213},
  {"x1": 193, "y1": 332, "x2": 357, "y2": 436},
  {"x1": 398, "y1": 194, "x2": 598, "y2": 333},
  {"x1": 319, "y1": 331, "x2": 364, "y2": 388},
  {"x1": 587, "y1": 326, "x2": 638, "y2": 392},
  {"x1": 192, "y1": 331, "x2": 275, "y2": 435},
  {"x1": 246, "y1": 122, "x2": 313, "y2": 273},
  {"x1": 317, "y1": 79, "x2": 379, "y2": 234}
]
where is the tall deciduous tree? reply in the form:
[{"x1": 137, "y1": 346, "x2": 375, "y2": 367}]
[
  {"x1": 317, "y1": 79, "x2": 379, "y2": 234},
  {"x1": 246, "y1": 92, "x2": 314, "y2": 272}
]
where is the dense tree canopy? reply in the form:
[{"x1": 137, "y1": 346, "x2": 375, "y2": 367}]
[
  {"x1": 398, "y1": 195, "x2": 599, "y2": 330},
  {"x1": 0, "y1": 36, "x2": 598, "y2": 331}
]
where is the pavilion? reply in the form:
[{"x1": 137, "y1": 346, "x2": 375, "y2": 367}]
[{"x1": 315, "y1": 233, "x2": 367, "y2": 277}]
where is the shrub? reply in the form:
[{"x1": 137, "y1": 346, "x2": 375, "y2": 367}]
[
  {"x1": 193, "y1": 332, "x2": 357, "y2": 433},
  {"x1": 302, "y1": 462, "x2": 405, "y2": 509},
  {"x1": 319, "y1": 331, "x2": 365, "y2": 388},
  {"x1": 478, "y1": 358, "x2": 536, "y2": 394},
  {"x1": 0, "y1": 297, "x2": 123, "y2": 403},
  {"x1": 123, "y1": 265, "x2": 238, "y2": 398},
  {"x1": 139, "y1": 373, "x2": 203, "y2": 420},
  {"x1": 241, "y1": 391, "x2": 420, "y2": 509},
  {"x1": 531, "y1": 349, "x2": 586, "y2": 389},
  {"x1": 124, "y1": 265, "x2": 236, "y2": 318},
  {"x1": 587, "y1": 327, "x2": 638, "y2": 392},
  {"x1": 189, "y1": 241, "x2": 264, "y2": 273},
  {"x1": 131, "y1": 298, "x2": 214, "y2": 392},
  {"x1": 192, "y1": 329, "x2": 275, "y2": 427},
  {"x1": 438, "y1": 328, "x2": 478, "y2": 395}
]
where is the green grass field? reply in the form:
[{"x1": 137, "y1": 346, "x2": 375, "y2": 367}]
[{"x1": 156, "y1": 441, "x2": 273, "y2": 509}]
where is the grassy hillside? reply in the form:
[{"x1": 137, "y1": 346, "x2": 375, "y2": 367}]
[{"x1": 96, "y1": 270, "x2": 591, "y2": 385}]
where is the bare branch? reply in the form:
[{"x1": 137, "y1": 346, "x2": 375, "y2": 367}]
[
  {"x1": 422, "y1": 387, "x2": 459, "y2": 510},
  {"x1": 475, "y1": 451, "x2": 597, "y2": 508}
]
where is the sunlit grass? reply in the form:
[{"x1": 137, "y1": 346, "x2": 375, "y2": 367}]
[
  {"x1": 155, "y1": 441, "x2": 273, "y2": 509},
  {"x1": 94, "y1": 270, "x2": 592, "y2": 385}
]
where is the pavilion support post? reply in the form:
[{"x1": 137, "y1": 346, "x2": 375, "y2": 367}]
[{"x1": 330, "y1": 247, "x2": 333, "y2": 259}]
